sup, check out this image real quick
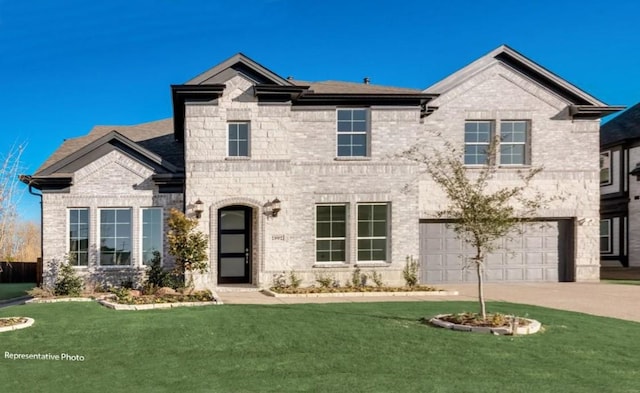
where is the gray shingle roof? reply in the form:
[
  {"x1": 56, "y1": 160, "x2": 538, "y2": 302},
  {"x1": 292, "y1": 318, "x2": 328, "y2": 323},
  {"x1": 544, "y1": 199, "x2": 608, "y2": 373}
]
[
  {"x1": 290, "y1": 79, "x2": 421, "y2": 94},
  {"x1": 601, "y1": 103, "x2": 640, "y2": 147},
  {"x1": 35, "y1": 118, "x2": 180, "y2": 175}
]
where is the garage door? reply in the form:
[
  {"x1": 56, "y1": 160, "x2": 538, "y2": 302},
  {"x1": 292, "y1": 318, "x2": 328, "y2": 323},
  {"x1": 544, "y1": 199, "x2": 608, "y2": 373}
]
[{"x1": 420, "y1": 220, "x2": 573, "y2": 284}]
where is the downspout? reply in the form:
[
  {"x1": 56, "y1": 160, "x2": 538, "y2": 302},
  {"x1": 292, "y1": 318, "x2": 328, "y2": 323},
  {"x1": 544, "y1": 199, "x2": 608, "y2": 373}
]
[{"x1": 21, "y1": 176, "x2": 43, "y2": 263}]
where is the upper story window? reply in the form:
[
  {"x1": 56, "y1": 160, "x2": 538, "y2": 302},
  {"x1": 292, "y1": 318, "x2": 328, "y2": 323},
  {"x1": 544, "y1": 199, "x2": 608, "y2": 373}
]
[
  {"x1": 464, "y1": 120, "x2": 530, "y2": 166},
  {"x1": 141, "y1": 208, "x2": 163, "y2": 266},
  {"x1": 500, "y1": 121, "x2": 529, "y2": 165},
  {"x1": 228, "y1": 122, "x2": 250, "y2": 157},
  {"x1": 464, "y1": 121, "x2": 492, "y2": 165},
  {"x1": 68, "y1": 208, "x2": 89, "y2": 266},
  {"x1": 99, "y1": 208, "x2": 132, "y2": 266},
  {"x1": 337, "y1": 109, "x2": 369, "y2": 157},
  {"x1": 600, "y1": 151, "x2": 612, "y2": 185}
]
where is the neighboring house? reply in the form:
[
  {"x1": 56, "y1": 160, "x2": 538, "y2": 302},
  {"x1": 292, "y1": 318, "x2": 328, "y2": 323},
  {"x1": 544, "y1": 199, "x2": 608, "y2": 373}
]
[
  {"x1": 21, "y1": 45, "x2": 622, "y2": 289},
  {"x1": 600, "y1": 103, "x2": 640, "y2": 267}
]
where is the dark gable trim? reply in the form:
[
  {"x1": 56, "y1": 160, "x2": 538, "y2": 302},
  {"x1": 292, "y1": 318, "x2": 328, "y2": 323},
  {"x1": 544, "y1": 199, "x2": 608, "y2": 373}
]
[
  {"x1": 19, "y1": 174, "x2": 72, "y2": 192},
  {"x1": 292, "y1": 93, "x2": 436, "y2": 107},
  {"x1": 172, "y1": 84, "x2": 226, "y2": 142},
  {"x1": 253, "y1": 84, "x2": 310, "y2": 102},
  {"x1": 570, "y1": 105, "x2": 626, "y2": 120}
]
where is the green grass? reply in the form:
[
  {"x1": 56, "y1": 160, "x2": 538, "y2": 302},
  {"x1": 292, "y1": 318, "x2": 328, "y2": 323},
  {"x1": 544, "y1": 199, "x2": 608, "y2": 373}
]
[
  {"x1": 1, "y1": 301, "x2": 639, "y2": 393},
  {"x1": 0, "y1": 283, "x2": 35, "y2": 300}
]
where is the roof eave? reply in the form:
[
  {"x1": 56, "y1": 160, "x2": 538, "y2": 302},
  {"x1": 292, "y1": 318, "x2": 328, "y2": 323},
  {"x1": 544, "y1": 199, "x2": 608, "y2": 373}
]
[
  {"x1": 569, "y1": 105, "x2": 626, "y2": 120},
  {"x1": 172, "y1": 84, "x2": 226, "y2": 142}
]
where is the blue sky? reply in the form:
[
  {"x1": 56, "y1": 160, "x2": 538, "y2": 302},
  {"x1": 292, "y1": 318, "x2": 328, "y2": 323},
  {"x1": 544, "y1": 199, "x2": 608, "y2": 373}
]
[{"x1": 2, "y1": 0, "x2": 639, "y2": 222}]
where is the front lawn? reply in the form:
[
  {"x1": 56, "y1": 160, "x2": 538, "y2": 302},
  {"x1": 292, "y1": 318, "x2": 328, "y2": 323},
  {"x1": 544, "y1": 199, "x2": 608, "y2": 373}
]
[
  {"x1": 0, "y1": 283, "x2": 35, "y2": 300},
  {"x1": 0, "y1": 301, "x2": 638, "y2": 392}
]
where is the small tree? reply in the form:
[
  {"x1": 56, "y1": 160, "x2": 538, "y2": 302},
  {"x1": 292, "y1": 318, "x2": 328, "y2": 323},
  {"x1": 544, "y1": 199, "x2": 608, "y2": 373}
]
[
  {"x1": 167, "y1": 208, "x2": 208, "y2": 287},
  {"x1": 402, "y1": 134, "x2": 551, "y2": 320}
]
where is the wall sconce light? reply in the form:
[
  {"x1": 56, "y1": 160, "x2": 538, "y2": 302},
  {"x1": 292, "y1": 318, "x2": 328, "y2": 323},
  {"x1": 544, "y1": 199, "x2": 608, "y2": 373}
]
[
  {"x1": 263, "y1": 197, "x2": 281, "y2": 217},
  {"x1": 194, "y1": 199, "x2": 204, "y2": 219}
]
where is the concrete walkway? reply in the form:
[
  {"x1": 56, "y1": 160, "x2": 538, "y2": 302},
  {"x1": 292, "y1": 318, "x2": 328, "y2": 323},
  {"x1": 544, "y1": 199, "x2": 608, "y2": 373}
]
[{"x1": 216, "y1": 282, "x2": 640, "y2": 323}]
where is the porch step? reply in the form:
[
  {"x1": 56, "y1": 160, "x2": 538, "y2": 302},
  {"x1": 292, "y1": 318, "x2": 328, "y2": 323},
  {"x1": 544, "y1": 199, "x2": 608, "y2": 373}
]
[{"x1": 214, "y1": 285, "x2": 262, "y2": 293}]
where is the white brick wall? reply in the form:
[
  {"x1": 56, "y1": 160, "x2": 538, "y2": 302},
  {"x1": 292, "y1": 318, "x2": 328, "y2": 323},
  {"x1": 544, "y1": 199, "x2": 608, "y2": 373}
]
[{"x1": 41, "y1": 62, "x2": 603, "y2": 288}]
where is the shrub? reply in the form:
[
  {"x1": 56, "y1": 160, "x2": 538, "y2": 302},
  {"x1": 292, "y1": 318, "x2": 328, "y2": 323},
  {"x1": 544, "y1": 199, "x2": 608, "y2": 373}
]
[
  {"x1": 289, "y1": 270, "x2": 302, "y2": 288},
  {"x1": 315, "y1": 273, "x2": 335, "y2": 288},
  {"x1": 369, "y1": 270, "x2": 384, "y2": 287},
  {"x1": 54, "y1": 259, "x2": 84, "y2": 297},
  {"x1": 403, "y1": 256, "x2": 419, "y2": 287}
]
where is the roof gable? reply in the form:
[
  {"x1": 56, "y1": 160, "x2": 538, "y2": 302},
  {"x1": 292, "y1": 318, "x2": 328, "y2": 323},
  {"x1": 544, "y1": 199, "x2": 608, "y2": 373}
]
[
  {"x1": 185, "y1": 53, "x2": 293, "y2": 86},
  {"x1": 425, "y1": 45, "x2": 623, "y2": 119},
  {"x1": 38, "y1": 130, "x2": 179, "y2": 177}
]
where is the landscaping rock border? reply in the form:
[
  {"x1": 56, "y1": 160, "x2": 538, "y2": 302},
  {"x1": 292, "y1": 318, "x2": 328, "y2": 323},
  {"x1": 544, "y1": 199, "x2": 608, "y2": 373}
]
[
  {"x1": 26, "y1": 297, "x2": 95, "y2": 304},
  {"x1": 98, "y1": 298, "x2": 222, "y2": 310},
  {"x1": 428, "y1": 314, "x2": 542, "y2": 335},
  {"x1": 0, "y1": 317, "x2": 34, "y2": 333},
  {"x1": 261, "y1": 289, "x2": 459, "y2": 298}
]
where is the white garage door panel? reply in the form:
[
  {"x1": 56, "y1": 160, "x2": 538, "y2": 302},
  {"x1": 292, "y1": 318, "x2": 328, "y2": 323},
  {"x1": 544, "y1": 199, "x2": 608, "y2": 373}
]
[{"x1": 420, "y1": 221, "x2": 567, "y2": 284}]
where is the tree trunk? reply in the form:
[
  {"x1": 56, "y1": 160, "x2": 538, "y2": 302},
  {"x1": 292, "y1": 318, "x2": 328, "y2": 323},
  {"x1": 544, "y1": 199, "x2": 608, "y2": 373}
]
[{"x1": 476, "y1": 250, "x2": 486, "y2": 320}]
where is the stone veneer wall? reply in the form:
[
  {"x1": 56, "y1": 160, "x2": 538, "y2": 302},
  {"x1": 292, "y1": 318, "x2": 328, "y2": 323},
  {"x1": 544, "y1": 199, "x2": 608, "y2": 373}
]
[
  {"x1": 185, "y1": 75, "x2": 422, "y2": 288},
  {"x1": 422, "y1": 63, "x2": 601, "y2": 280}
]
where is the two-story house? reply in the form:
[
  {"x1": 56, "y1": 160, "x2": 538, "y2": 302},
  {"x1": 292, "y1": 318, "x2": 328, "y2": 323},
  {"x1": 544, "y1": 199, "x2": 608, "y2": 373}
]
[
  {"x1": 600, "y1": 103, "x2": 640, "y2": 267},
  {"x1": 21, "y1": 45, "x2": 621, "y2": 289}
]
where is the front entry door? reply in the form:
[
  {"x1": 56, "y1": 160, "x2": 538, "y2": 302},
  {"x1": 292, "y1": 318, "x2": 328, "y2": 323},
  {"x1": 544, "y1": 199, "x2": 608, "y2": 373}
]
[{"x1": 218, "y1": 206, "x2": 252, "y2": 284}]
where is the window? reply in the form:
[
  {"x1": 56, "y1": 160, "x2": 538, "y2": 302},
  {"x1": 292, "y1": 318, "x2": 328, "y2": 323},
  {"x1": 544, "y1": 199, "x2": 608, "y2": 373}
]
[
  {"x1": 337, "y1": 109, "x2": 368, "y2": 157},
  {"x1": 464, "y1": 121, "x2": 492, "y2": 165},
  {"x1": 600, "y1": 219, "x2": 612, "y2": 253},
  {"x1": 99, "y1": 208, "x2": 132, "y2": 266},
  {"x1": 600, "y1": 152, "x2": 611, "y2": 185},
  {"x1": 500, "y1": 121, "x2": 528, "y2": 165},
  {"x1": 357, "y1": 204, "x2": 388, "y2": 262},
  {"x1": 141, "y1": 208, "x2": 163, "y2": 266},
  {"x1": 228, "y1": 122, "x2": 250, "y2": 157},
  {"x1": 68, "y1": 209, "x2": 89, "y2": 266},
  {"x1": 316, "y1": 205, "x2": 346, "y2": 262}
]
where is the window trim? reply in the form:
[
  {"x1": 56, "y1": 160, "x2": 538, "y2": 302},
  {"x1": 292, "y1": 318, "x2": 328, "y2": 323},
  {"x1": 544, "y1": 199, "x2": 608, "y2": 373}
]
[
  {"x1": 336, "y1": 108, "x2": 370, "y2": 158},
  {"x1": 141, "y1": 207, "x2": 163, "y2": 267},
  {"x1": 68, "y1": 208, "x2": 89, "y2": 267},
  {"x1": 315, "y1": 204, "x2": 347, "y2": 263},
  {"x1": 499, "y1": 120, "x2": 530, "y2": 166},
  {"x1": 600, "y1": 219, "x2": 612, "y2": 254},
  {"x1": 356, "y1": 203, "x2": 389, "y2": 263},
  {"x1": 98, "y1": 207, "x2": 133, "y2": 267},
  {"x1": 227, "y1": 122, "x2": 251, "y2": 158},
  {"x1": 600, "y1": 151, "x2": 612, "y2": 186}
]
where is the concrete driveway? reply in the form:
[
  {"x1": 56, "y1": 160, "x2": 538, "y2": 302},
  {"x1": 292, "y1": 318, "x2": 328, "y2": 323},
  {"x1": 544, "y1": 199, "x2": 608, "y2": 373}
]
[{"x1": 217, "y1": 282, "x2": 640, "y2": 323}]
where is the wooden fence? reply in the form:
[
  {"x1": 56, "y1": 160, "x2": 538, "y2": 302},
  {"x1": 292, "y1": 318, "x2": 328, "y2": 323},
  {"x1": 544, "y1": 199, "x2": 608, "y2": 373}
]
[{"x1": 0, "y1": 260, "x2": 41, "y2": 284}]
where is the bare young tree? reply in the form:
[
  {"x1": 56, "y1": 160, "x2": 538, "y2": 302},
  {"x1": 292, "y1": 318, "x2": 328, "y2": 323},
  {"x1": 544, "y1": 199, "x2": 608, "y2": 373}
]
[
  {"x1": 401, "y1": 134, "x2": 552, "y2": 320},
  {"x1": 0, "y1": 143, "x2": 26, "y2": 263}
]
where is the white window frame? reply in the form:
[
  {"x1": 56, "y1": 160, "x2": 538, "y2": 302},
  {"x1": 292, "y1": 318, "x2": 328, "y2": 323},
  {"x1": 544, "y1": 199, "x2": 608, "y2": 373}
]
[
  {"x1": 141, "y1": 207, "x2": 163, "y2": 266},
  {"x1": 68, "y1": 208, "x2": 89, "y2": 267},
  {"x1": 499, "y1": 120, "x2": 529, "y2": 166},
  {"x1": 464, "y1": 121, "x2": 493, "y2": 165},
  {"x1": 356, "y1": 203, "x2": 389, "y2": 262},
  {"x1": 600, "y1": 219, "x2": 612, "y2": 254},
  {"x1": 315, "y1": 204, "x2": 347, "y2": 263},
  {"x1": 600, "y1": 151, "x2": 612, "y2": 185},
  {"x1": 98, "y1": 208, "x2": 133, "y2": 267},
  {"x1": 227, "y1": 122, "x2": 250, "y2": 157},
  {"x1": 336, "y1": 108, "x2": 369, "y2": 158}
]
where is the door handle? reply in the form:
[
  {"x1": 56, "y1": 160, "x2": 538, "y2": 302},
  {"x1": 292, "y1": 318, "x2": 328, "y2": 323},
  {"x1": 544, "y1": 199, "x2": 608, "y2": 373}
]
[{"x1": 245, "y1": 248, "x2": 249, "y2": 264}]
